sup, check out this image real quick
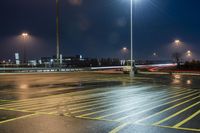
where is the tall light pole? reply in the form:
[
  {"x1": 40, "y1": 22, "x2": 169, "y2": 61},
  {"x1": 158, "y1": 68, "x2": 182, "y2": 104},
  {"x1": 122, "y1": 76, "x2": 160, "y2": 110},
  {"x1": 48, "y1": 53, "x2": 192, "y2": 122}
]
[
  {"x1": 130, "y1": 0, "x2": 135, "y2": 77},
  {"x1": 22, "y1": 33, "x2": 29, "y2": 64},
  {"x1": 56, "y1": 0, "x2": 60, "y2": 66}
]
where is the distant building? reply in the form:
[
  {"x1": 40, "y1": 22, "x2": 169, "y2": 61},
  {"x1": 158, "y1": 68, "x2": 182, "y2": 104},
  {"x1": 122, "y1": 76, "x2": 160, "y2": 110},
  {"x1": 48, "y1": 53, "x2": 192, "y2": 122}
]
[{"x1": 15, "y1": 53, "x2": 20, "y2": 65}]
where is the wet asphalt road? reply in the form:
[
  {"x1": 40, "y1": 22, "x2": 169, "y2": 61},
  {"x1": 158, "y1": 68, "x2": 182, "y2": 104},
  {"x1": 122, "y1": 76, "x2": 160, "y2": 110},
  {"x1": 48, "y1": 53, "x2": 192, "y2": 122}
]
[{"x1": 0, "y1": 72, "x2": 199, "y2": 133}]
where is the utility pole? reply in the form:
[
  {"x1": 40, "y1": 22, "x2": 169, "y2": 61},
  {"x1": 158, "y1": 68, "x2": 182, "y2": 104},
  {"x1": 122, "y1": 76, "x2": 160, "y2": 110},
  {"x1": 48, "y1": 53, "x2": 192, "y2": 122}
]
[
  {"x1": 56, "y1": 0, "x2": 60, "y2": 66},
  {"x1": 130, "y1": 0, "x2": 135, "y2": 78}
]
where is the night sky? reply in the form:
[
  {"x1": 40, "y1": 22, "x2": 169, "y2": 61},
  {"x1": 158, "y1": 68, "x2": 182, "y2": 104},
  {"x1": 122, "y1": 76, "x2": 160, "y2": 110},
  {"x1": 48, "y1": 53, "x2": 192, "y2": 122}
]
[{"x1": 0, "y1": 0, "x2": 200, "y2": 60}]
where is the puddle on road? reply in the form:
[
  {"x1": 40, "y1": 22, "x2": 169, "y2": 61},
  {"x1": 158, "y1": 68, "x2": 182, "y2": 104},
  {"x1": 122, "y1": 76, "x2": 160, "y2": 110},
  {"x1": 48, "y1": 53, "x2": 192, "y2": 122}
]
[{"x1": 0, "y1": 81, "x2": 123, "y2": 100}]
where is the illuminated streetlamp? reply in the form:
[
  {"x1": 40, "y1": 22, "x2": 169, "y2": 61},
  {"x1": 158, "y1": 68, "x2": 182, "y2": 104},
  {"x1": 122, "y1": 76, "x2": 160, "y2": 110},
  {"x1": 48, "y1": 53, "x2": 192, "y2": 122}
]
[
  {"x1": 121, "y1": 47, "x2": 128, "y2": 61},
  {"x1": 22, "y1": 33, "x2": 28, "y2": 37},
  {"x1": 21, "y1": 32, "x2": 29, "y2": 64},
  {"x1": 122, "y1": 47, "x2": 128, "y2": 52},
  {"x1": 174, "y1": 39, "x2": 181, "y2": 46},
  {"x1": 153, "y1": 52, "x2": 157, "y2": 56},
  {"x1": 130, "y1": 0, "x2": 135, "y2": 77},
  {"x1": 56, "y1": 0, "x2": 60, "y2": 66},
  {"x1": 186, "y1": 50, "x2": 192, "y2": 57}
]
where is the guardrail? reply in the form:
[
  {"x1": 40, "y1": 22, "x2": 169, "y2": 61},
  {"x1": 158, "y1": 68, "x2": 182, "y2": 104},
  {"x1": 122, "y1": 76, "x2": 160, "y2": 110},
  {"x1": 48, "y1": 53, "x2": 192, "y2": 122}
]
[
  {"x1": 0, "y1": 64, "x2": 177, "y2": 73},
  {"x1": 0, "y1": 67, "x2": 87, "y2": 73}
]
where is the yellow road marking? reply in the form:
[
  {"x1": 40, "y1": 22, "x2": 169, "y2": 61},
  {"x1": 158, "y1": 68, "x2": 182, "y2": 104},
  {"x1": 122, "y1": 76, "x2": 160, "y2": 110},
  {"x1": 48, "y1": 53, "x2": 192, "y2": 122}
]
[
  {"x1": 109, "y1": 123, "x2": 130, "y2": 133},
  {"x1": 153, "y1": 124, "x2": 200, "y2": 132},
  {"x1": 0, "y1": 84, "x2": 187, "y2": 109},
  {"x1": 93, "y1": 90, "x2": 197, "y2": 119},
  {"x1": 36, "y1": 107, "x2": 60, "y2": 112},
  {"x1": 22, "y1": 89, "x2": 153, "y2": 111},
  {"x1": 134, "y1": 120, "x2": 200, "y2": 132},
  {"x1": 135, "y1": 95, "x2": 200, "y2": 123},
  {"x1": 71, "y1": 89, "x2": 186, "y2": 116},
  {"x1": 0, "y1": 107, "x2": 56, "y2": 115},
  {"x1": 70, "y1": 89, "x2": 186, "y2": 106},
  {"x1": 0, "y1": 113, "x2": 38, "y2": 124},
  {"x1": 0, "y1": 88, "x2": 194, "y2": 118},
  {"x1": 69, "y1": 91, "x2": 167, "y2": 111},
  {"x1": 0, "y1": 84, "x2": 186, "y2": 108},
  {"x1": 76, "y1": 116, "x2": 116, "y2": 123},
  {"x1": 0, "y1": 86, "x2": 121, "y2": 105},
  {"x1": 115, "y1": 92, "x2": 199, "y2": 121},
  {"x1": 68, "y1": 88, "x2": 165, "y2": 108},
  {"x1": 17, "y1": 88, "x2": 154, "y2": 111},
  {"x1": 1, "y1": 86, "x2": 184, "y2": 112},
  {"x1": 0, "y1": 85, "x2": 146, "y2": 108},
  {"x1": 78, "y1": 89, "x2": 193, "y2": 117},
  {"x1": 152, "y1": 101, "x2": 200, "y2": 125},
  {"x1": 7, "y1": 88, "x2": 188, "y2": 116},
  {"x1": 0, "y1": 107, "x2": 33, "y2": 113},
  {"x1": 173, "y1": 109, "x2": 200, "y2": 128}
]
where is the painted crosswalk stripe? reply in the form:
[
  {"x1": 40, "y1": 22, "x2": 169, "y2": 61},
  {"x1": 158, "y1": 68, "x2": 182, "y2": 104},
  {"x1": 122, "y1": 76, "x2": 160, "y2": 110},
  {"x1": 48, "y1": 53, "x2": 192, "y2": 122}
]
[
  {"x1": 135, "y1": 97, "x2": 200, "y2": 124},
  {"x1": 152, "y1": 101, "x2": 200, "y2": 125},
  {"x1": 173, "y1": 109, "x2": 200, "y2": 128},
  {"x1": 0, "y1": 85, "x2": 148, "y2": 108},
  {"x1": 115, "y1": 92, "x2": 199, "y2": 121},
  {"x1": 78, "y1": 89, "x2": 194, "y2": 118},
  {"x1": 109, "y1": 123, "x2": 130, "y2": 133},
  {"x1": 89, "y1": 90, "x2": 197, "y2": 119}
]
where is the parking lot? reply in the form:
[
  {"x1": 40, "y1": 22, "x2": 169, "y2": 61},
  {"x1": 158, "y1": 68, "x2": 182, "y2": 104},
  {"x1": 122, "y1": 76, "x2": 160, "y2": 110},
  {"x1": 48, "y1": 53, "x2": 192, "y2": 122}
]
[{"x1": 0, "y1": 72, "x2": 199, "y2": 133}]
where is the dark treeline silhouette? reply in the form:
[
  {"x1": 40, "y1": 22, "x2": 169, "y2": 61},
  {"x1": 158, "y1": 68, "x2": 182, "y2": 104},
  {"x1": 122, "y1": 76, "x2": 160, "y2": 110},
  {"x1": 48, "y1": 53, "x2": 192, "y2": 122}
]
[{"x1": 181, "y1": 60, "x2": 200, "y2": 70}]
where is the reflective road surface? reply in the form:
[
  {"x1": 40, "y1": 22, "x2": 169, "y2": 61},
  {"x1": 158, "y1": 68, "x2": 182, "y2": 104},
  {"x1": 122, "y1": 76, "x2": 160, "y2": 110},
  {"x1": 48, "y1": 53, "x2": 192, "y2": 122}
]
[{"x1": 0, "y1": 72, "x2": 199, "y2": 133}]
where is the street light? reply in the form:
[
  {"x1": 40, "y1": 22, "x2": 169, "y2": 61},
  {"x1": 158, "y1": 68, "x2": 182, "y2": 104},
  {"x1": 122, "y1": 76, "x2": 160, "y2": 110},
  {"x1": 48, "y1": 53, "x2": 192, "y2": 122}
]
[
  {"x1": 174, "y1": 39, "x2": 181, "y2": 46},
  {"x1": 21, "y1": 32, "x2": 29, "y2": 64},
  {"x1": 153, "y1": 52, "x2": 157, "y2": 56},
  {"x1": 56, "y1": 0, "x2": 60, "y2": 67},
  {"x1": 186, "y1": 50, "x2": 192, "y2": 57},
  {"x1": 22, "y1": 33, "x2": 28, "y2": 37},
  {"x1": 122, "y1": 47, "x2": 128, "y2": 52},
  {"x1": 121, "y1": 47, "x2": 128, "y2": 60},
  {"x1": 130, "y1": 0, "x2": 135, "y2": 78}
]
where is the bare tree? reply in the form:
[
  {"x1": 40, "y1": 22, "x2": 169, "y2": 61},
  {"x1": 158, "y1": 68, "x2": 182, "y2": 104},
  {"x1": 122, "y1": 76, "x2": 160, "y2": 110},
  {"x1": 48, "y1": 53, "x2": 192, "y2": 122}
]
[{"x1": 172, "y1": 52, "x2": 182, "y2": 69}]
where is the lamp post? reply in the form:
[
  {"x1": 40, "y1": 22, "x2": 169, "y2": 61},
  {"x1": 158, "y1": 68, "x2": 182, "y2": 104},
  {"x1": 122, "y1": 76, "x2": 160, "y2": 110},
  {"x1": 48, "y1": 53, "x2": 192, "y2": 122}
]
[
  {"x1": 22, "y1": 33, "x2": 29, "y2": 64},
  {"x1": 56, "y1": 0, "x2": 60, "y2": 66},
  {"x1": 130, "y1": 0, "x2": 135, "y2": 77}
]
